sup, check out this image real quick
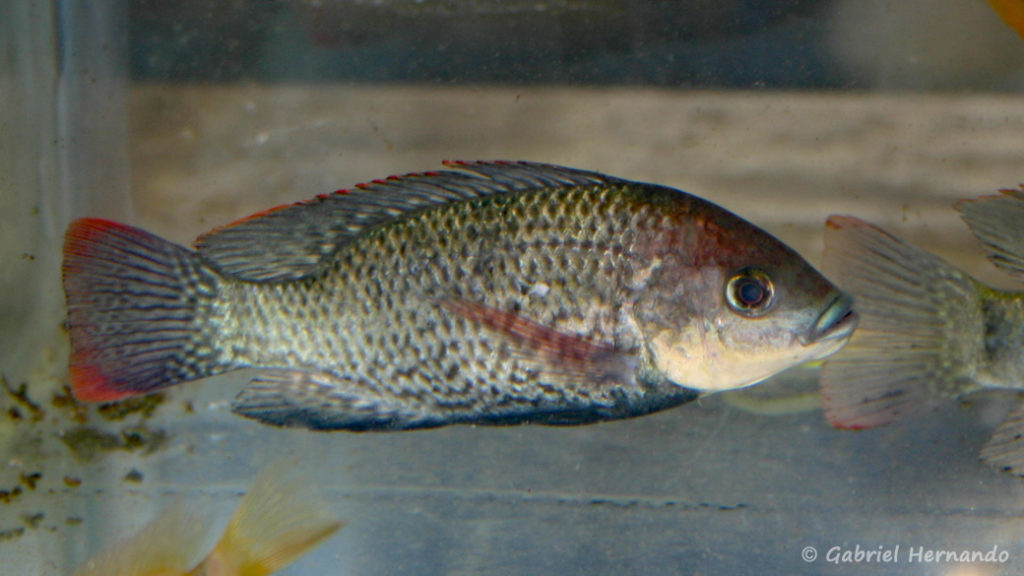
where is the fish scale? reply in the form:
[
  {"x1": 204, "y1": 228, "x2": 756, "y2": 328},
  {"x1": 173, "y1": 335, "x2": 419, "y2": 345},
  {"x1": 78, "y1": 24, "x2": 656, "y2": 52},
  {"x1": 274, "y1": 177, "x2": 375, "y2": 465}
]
[
  {"x1": 215, "y1": 182, "x2": 783, "y2": 425},
  {"x1": 227, "y1": 188, "x2": 642, "y2": 407},
  {"x1": 62, "y1": 161, "x2": 855, "y2": 429}
]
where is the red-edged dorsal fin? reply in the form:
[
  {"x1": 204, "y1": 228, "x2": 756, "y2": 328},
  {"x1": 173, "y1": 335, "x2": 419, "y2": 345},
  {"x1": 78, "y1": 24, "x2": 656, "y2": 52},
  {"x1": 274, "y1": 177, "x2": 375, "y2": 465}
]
[
  {"x1": 440, "y1": 297, "x2": 636, "y2": 387},
  {"x1": 194, "y1": 161, "x2": 619, "y2": 283}
]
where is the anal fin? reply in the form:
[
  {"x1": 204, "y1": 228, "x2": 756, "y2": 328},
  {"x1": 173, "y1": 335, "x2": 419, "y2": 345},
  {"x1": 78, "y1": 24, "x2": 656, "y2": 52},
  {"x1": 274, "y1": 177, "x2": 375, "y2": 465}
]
[
  {"x1": 981, "y1": 400, "x2": 1024, "y2": 475},
  {"x1": 231, "y1": 369, "x2": 432, "y2": 431}
]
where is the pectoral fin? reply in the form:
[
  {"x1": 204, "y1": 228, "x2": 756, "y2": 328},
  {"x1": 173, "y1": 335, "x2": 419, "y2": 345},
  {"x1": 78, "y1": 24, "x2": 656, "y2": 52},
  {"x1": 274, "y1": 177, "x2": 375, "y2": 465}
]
[{"x1": 440, "y1": 297, "x2": 637, "y2": 387}]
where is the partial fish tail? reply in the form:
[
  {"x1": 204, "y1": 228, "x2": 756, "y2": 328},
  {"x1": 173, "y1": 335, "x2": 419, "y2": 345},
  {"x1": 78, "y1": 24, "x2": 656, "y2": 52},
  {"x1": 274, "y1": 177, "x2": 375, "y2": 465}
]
[
  {"x1": 73, "y1": 500, "x2": 211, "y2": 576},
  {"x1": 200, "y1": 460, "x2": 343, "y2": 576},
  {"x1": 63, "y1": 218, "x2": 230, "y2": 402},
  {"x1": 819, "y1": 216, "x2": 984, "y2": 429},
  {"x1": 958, "y1": 187, "x2": 1024, "y2": 475}
]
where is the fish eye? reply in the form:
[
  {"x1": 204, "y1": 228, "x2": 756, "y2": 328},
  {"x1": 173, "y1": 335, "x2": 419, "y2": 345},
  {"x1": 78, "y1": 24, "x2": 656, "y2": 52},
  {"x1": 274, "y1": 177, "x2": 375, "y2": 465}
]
[{"x1": 725, "y1": 268, "x2": 775, "y2": 317}]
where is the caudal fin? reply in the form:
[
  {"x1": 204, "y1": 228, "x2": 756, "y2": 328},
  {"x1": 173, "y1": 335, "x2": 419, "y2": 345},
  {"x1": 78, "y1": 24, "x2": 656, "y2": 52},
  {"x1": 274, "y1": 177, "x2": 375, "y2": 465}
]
[
  {"x1": 63, "y1": 218, "x2": 224, "y2": 402},
  {"x1": 818, "y1": 216, "x2": 983, "y2": 429},
  {"x1": 203, "y1": 459, "x2": 343, "y2": 575}
]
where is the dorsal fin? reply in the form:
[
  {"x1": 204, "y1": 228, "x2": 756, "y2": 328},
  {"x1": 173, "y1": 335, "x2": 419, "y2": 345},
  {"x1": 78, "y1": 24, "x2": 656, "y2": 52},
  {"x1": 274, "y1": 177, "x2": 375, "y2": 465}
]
[
  {"x1": 956, "y1": 185, "x2": 1024, "y2": 282},
  {"x1": 195, "y1": 161, "x2": 620, "y2": 282}
]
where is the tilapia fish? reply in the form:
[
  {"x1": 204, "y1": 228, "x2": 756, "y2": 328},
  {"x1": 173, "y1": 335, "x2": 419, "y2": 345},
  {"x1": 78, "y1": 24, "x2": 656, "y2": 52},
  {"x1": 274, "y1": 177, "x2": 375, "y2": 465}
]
[
  {"x1": 820, "y1": 186, "x2": 1024, "y2": 473},
  {"x1": 63, "y1": 161, "x2": 856, "y2": 430}
]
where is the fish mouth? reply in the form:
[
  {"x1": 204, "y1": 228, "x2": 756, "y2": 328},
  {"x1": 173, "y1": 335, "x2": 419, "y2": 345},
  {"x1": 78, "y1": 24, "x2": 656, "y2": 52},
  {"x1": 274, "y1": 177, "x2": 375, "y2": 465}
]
[{"x1": 801, "y1": 293, "x2": 858, "y2": 345}]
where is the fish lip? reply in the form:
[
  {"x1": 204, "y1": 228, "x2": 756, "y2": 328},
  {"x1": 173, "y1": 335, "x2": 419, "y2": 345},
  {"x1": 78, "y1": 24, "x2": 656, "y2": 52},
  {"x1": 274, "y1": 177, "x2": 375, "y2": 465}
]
[{"x1": 801, "y1": 293, "x2": 858, "y2": 345}]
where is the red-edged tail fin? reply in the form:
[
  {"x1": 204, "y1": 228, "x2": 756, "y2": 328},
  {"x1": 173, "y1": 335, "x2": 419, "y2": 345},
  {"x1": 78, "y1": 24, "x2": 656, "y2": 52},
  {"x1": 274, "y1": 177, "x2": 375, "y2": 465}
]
[{"x1": 62, "y1": 218, "x2": 225, "y2": 402}]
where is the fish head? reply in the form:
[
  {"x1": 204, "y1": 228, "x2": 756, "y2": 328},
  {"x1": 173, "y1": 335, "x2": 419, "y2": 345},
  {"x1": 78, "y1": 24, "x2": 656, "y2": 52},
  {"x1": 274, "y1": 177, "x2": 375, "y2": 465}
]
[{"x1": 638, "y1": 211, "x2": 858, "y2": 393}]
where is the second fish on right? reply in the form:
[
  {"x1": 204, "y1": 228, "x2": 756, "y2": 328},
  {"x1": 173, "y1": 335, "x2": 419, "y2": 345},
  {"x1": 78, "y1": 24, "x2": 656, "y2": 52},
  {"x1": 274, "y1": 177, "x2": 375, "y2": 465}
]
[{"x1": 819, "y1": 185, "x2": 1024, "y2": 474}]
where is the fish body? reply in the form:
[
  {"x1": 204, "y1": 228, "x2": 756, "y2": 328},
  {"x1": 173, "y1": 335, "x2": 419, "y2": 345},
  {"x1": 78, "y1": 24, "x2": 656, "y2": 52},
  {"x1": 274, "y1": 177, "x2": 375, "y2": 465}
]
[
  {"x1": 73, "y1": 460, "x2": 342, "y2": 576},
  {"x1": 820, "y1": 185, "x2": 1024, "y2": 473},
  {"x1": 63, "y1": 161, "x2": 856, "y2": 430}
]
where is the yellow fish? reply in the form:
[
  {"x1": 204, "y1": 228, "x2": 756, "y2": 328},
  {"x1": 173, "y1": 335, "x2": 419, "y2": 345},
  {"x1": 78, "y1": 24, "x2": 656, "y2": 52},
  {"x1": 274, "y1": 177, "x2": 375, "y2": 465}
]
[
  {"x1": 988, "y1": 0, "x2": 1024, "y2": 39},
  {"x1": 73, "y1": 461, "x2": 343, "y2": 576}
]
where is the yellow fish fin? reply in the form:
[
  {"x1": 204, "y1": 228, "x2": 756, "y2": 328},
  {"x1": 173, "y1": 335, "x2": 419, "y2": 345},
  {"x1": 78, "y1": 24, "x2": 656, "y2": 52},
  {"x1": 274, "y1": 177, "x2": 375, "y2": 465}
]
[{"x1": 199, "y1": 459, "x2": 343, "y2": 576}]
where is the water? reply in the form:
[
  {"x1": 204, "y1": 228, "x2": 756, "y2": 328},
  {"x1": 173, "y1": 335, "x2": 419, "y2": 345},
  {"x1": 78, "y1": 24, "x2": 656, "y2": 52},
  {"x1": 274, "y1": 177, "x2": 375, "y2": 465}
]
[{"x1": 2, "y1": 1, "x2": 1024, "y2": 574}]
